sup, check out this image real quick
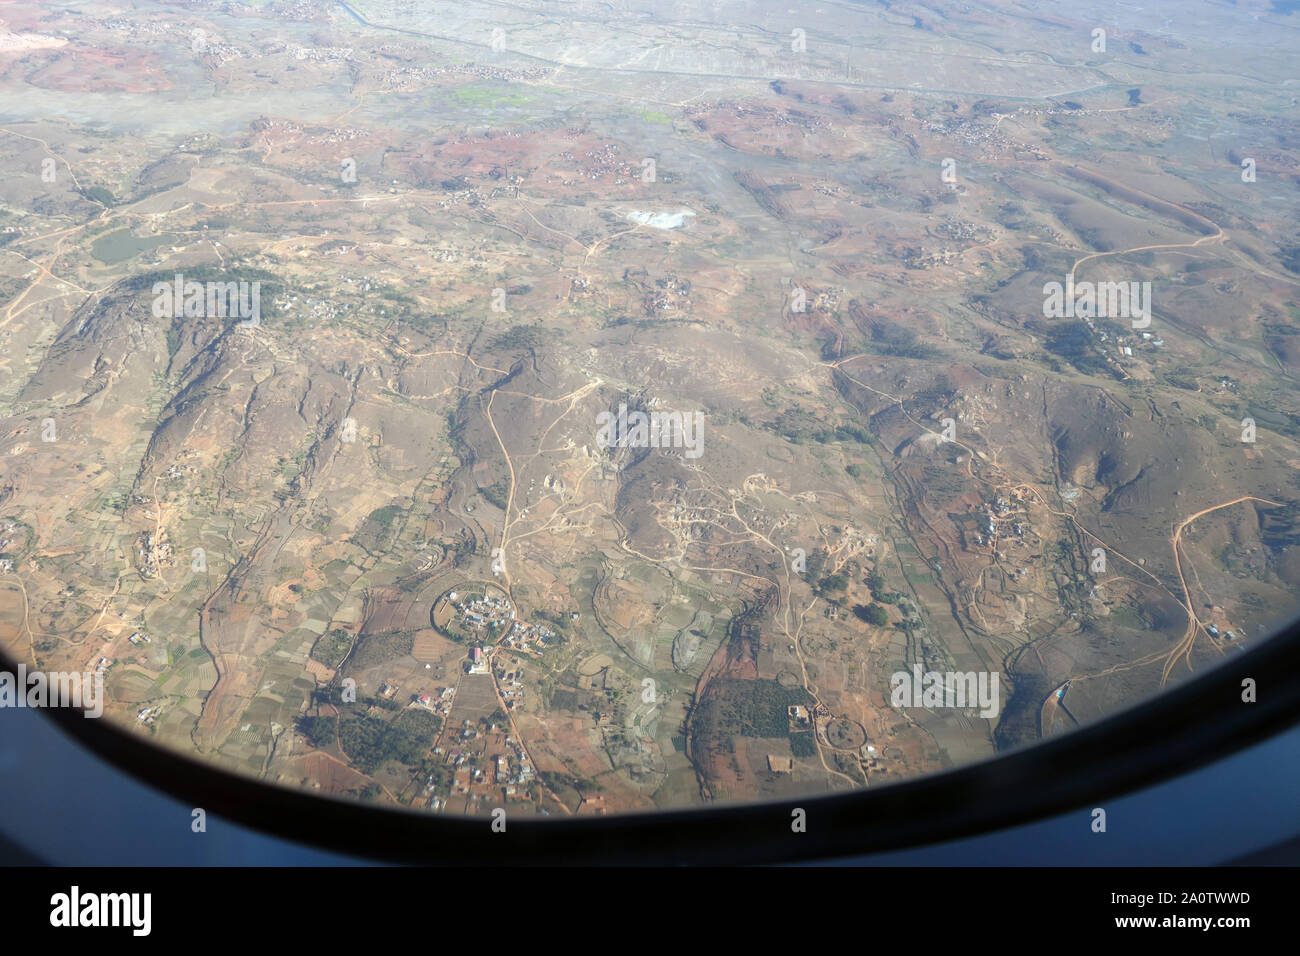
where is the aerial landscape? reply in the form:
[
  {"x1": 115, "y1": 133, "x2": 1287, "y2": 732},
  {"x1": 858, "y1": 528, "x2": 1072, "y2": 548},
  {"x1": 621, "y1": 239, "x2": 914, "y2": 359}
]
[{"x1": 1, "y1": 0, "x2": 1299, "y2": 818}]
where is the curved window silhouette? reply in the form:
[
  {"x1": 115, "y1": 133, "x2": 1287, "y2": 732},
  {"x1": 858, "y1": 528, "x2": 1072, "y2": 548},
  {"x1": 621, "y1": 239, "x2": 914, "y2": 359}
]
[{"x1": 1, "y1": 0, "x2": 1299, "y2": 841}]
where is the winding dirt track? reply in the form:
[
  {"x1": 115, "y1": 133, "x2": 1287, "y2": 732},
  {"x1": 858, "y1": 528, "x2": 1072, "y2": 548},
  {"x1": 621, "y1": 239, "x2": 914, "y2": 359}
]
[{"x1": 1161, "y1": 496, "x2": 1280, "y2": 686}]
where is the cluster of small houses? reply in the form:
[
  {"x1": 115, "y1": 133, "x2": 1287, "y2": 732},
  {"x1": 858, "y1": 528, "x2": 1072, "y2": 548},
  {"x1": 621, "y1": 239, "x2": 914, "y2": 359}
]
[
  {"x1": 1085, "y1": 316, "x2": 1164, "y2": 360},
  {"x1": 550, "y1": 142, "x2": 638, "y2": 187},
  {"x1": 136, "y1": 530, "x2": 173, "y2": 578},
  {"x1": 1214, "y1": 376, "x2": 1239, "y2": 394},
  {"x1": 968, "y1": 493, "x2": 1033, "y2": 553},
  {"x1": 0, "y1": 520, "x2": 17, "y2": 572},
  {"x1": 270, "y1": 292, "x2": 347, "y2": 323},
  {"x1": 496, "y1": 663, "x2": 526, "y2": 709},
  {"x1": 409, "y1": 685, "x2": 456, "y2": 716},
  {"x1": 450, "y1": 591, "x2": 513, "y2": 633},
  {"x1": 424, "y1": 726, "x2": 536, "y2": 811},
  {"x1": 1103, "y1": 327, "x2": 1165, "y2": 356},
  {"x1": 502, "y1": 618, "x2": 560, "y2": 655},
  {"x1": 920, "y1": 106, "x2": 1062, "y2": 161},
  {"x1": 375, "y1": 60, "x2": 549, "y2": 96}
]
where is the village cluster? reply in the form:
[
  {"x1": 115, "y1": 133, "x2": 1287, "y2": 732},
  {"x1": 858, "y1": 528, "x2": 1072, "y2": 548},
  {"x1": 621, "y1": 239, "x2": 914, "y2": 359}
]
[
  {"x1": 135, "y1": 529, "x2": 174, "y2": 579},
  {"x1": 424, "y1": 724, "x2": 537, "y2": 813},
  {"x1": 0, "y1": 520, "x2": 17, "y2": 573}
]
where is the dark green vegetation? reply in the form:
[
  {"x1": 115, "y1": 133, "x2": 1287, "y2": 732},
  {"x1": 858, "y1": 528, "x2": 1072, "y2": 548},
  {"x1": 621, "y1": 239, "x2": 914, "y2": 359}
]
[
  {"x1": 854, "y1": 603, "x2": 889, "y2": 626},
  {"x1": 816, "y1": 572, "x2": 849, "y2": 595},
  {"x1": 700, "y1": 678, "x2": 813, "y2": 738},
  {"x1": 354, "y1": 503, "x2": 407, "y2": 552},
  {"x1": 297, "y1": 714, "x2": 337, "y2": 749},
  {"x1": 309, "y1": 629, "x2": 354, "y2": 669},
  {"x1": 480, "y1": 479, "x2": 510, "y2": 510},
  {"x1": 79, "y1": 185, "x2": 117, "y2": 206},
  {"x1": 760, "y1": 403, "x2": 875, "y2": 447},
  {"x1": 489, "y1": 324, "x2": 558, "y2": 351},
  {"x1": 338, "y1": 707, "x2": 442, "y2": 774},
  {"x1": 346, "y1": 629, "x2": 415, "y2": 671},
  {"x1": 789, "y1": 731, "x2": 819, "y2": 757}
]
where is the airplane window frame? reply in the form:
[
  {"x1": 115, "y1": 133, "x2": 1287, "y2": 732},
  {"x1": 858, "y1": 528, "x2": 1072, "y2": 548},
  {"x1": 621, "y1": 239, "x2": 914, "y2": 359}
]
[{"x1": 3, "y1": 613, "x2": 1296, "y2": 866}]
